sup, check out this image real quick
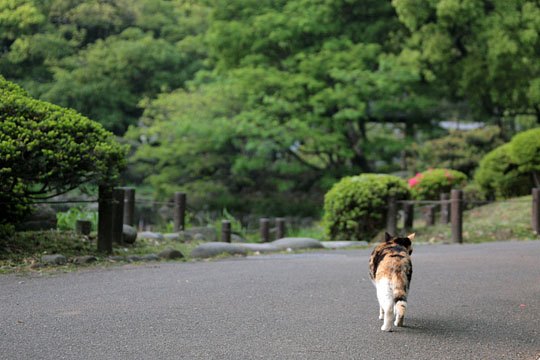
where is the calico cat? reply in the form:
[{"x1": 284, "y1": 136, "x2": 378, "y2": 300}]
[{"x1": 369, "y1": 232, "x2": 414, "y2": 331}]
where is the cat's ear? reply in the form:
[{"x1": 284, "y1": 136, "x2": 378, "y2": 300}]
[
  {"x1": 385, "y1": 232, "x2": 393, "y2": 242},
  {"x1": 407, "y1": 233, "x2": 416, "y2": 241}
]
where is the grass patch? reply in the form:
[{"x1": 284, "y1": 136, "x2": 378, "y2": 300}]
[
  {"x1": 410, "y1": 195, "x2": 538, "y2": 243},
  {"x1": 1, "y1": 196, "x2": 537, "y2": 273},
  {"x1": 0, "y1": 230, "x2": 199, "y2": 273}
]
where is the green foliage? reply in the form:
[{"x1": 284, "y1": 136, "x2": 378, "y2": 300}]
[
  {"x1": 0, "y1": 230, "x2": 97, "y2": 262},
  {"x1": 126, "y1": 71, "x2": 326, "y2": 216},
  {"x1": 474, "y1": 144, "x2": 532, "y2": 199},
  {"x1": 409, "y1": 195, "x2": 534, "y2": 244},
  {"x1": 414, "y1": 126, "x2": 503, "y2": 177},
  {"x1": 42, "y1": 28, "x2": 204, "y2": 134},
  {"x1": 509, "y1": 127, "x2": 540, "y2": 187},
  {"x1": 127, "y1": 0, "x2": 438, "y2": 212},
  {"x1": 0, "y1": 76, "x2": 127, "y2": 224},
  {"x1": 323, "y1": 174, "x2": 410, "y2": 241},
  {"x1": 475, "y1": 128, "x2": 540, "y2": 199},
  {"x1": 393, "y1": 0, "x2": 540, "y2": 122},
  {"x1": 56, "y1": 207, "x2": 98, "y2": 232},
  {"x1": 409, "y1": 168, "x2": 467, "y2": 200},
  {"x1": 0, "y1": 223, "x2": 15, "y2": 240},
  {"x1": 2, "y1": 0, "x2": 540, "y2": 217},
  {"x1": 0, "y1": 0, "x2": 211, "y2": 134},
  {"x1": 0, "y1": 0, "x2": 45, "y2": 41}
]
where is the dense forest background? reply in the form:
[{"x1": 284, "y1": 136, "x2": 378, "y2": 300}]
[{"x1": 2, "y1": 0, "x2": 539, "y2": 216}]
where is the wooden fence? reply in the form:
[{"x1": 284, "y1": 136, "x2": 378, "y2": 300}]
[
  {"x1": 95, "y1": 186, "x2": 540, "y2": 253},
  {"x1": 96, "y1": 188, "x2": 287, "y2": 253},
  {"x1": 387, "y1": 188, "x2": 540, "y2": 243}
]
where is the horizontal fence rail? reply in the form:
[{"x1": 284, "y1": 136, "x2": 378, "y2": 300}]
[
  {"x1": 11, "y1": 186, "x2": 540, "y2": 253},
  {"x1": 390, "y1": 189, "x2": 540, "y2": 243}
]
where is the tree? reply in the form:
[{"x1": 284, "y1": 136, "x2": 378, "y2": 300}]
[
  {"x1": 123, "y1": 0, "x2": 443, "y2": 215},
  {"x1": 0, "y1": 0, "x2": 211, "y2": 134},
  {"x1": 41, "y1": 28, "x2": 196, "y2": 134},
  {"x1": 0, "y1": 76, "x2": 127, "y2": 224},
  {"x1": 393, "y1": 0, "x2": 540, "y2": 124},
  {"x1": 412, "y1": 126, "x2": 503, "y2": 176},
  {"x1": 126, "y1": 81, "x2": 241, "y2": 209},
  {"x1": 0, "y1": 0, "x2": 45, "y2": 45}
]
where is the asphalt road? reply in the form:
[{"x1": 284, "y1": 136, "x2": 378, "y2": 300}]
[{"x1": 1, "y1": 241, "x2": 539, "y2": 360}]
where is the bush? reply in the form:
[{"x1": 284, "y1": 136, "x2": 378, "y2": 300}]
[
  {"x1": 462, "y1": 182, "x2": 486, "y2": 209},
  {"x1": 509, "y1": 127, "x2": 540, "y2": 187},
  {"x1": 413, "y1": 126, "x2": 503, "y2": 177},
  {"x1": 56, "y1": 207, "x2": 98, "y2": 232},
  {"x1": 323, "y1": 174, "x2": 410, "y2": 241},
  {"x1": 0, "y1": 76, "x2": 128, "y2": 224},
  {"x1": 408, "y1": 168, "x2": 467, "y2": 200},
  {"x1": 474, "y1": 143, "x2": 533, "y2": 199}
]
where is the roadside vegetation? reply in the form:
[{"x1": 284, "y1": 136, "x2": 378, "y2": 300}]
[
  {"x1": 1, "y1": 196, "x2": 537, "y2": 274},
  {"x1": 1, "y1": 1, "x2": 540, "y2": 271},
  {"x1": 411, "y1": 196, "x2": 535, "y2": 244}
]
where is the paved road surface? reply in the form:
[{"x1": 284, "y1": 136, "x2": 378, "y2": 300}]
[{"x1": 1, "y1": 241, "x2": 539, "y2": 359}]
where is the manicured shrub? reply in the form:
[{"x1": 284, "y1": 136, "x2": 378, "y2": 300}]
[
  {"x1": 323, "y1": 174, "x2": 410, "y2": 241},
  {"x1": 409, "y1": 168, "x2": 467, "y2": 200},
  {"x1": 474, "y1": 143, "x2": 533, "y2": 199},
  {"x1": 509, "y1": 127, "x2": 540, "y2": 187},
  {"x1": 0, "y1": 76, "x2": 128, "y2": 224}
]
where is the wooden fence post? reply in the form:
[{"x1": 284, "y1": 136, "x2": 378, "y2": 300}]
[
  {"x1": 451, "y1": 189, "x2": 463, "y2": 243},
  {"x1": 532, "y1": 188, "x2": 540, "y2": 235},
  {"x1": 386, "y1": 196, "x2": 397, "y2": 235},
  {"x1": 97, "y1": 185, "x2": 113, "y2": 253},
  {"x1": 123, "y1": 187, "x2": 135, "y2": 226},
  {"x1": 403, "y1": 202, "x2": 414, "y2": 231},
  {"x1": 76, "y1": 220, "x2": 92, "y2": 235},
  {"x1": 275, "y1": 218, "x2": 286, "y2": 239},
  {"x1": 112, "y1": 188, "x2": 124, "y2": 245},
  {"x1": 423, "y1": 206, "x2": 436, "y2": 226},
  {"x1": 440, "y1": 193, "x2": 450, "y2": 224},
  {"x1": 260, "y1": 218, "x2": 270, "y2": 242},
  {"x1": 174, "y1": 192, "x2": 186, "y2": 232},
  {"x1": 221, "y1": 220, "x2": 231, "y2": 243}
]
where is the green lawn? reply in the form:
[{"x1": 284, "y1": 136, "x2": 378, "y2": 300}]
[{"x1": 410, "y1": 195, "x2": 537, "y2": 243}]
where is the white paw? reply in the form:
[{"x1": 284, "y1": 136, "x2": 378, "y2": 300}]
[{"x1": 381, "y1": 324, "x2": 392, "y2": 332}]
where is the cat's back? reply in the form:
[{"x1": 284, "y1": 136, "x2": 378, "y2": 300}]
[{"x1": 369, "y1": 242, "x2": 411, "y2": 281}]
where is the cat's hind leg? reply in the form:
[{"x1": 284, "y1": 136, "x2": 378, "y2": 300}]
[
  {"x1": 379, "y1": 306, "x2": 384, "y2": 320},
  {"x1": 376, "y1": 279, "x2": 394, "y2": 331},
  {"x1": 394, "y1": 300, "x2": 407, "y2": 327}
]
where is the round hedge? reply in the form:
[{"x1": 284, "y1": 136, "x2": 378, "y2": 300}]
[
  {"x1": 0, "y1": 76, "x2": 128, "y2": 223},
  {"x1": 474, "y1": 143, "x2": 533, "y2": 199},
  {"x1": 408, "y1": 168, "x2": 467, "y2": 200},
  {"x1": 323, "y1": 174, "x2": 410, "y2": 241},
  {"x1": 509, "y1": 127, "x2": 540, "y2": 187}
]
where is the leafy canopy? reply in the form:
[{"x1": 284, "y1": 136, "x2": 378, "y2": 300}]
[{"x1": 0, "y1": 76, "x2": 127, "y2": 223}]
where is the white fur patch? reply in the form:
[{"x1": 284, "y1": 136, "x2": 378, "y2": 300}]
[
  {"x1": 394, "y1": 300, "x2": 407, "y2": 327},
  {"x1": 376, "y1": 278, "x2": 394, "y2": 331}
]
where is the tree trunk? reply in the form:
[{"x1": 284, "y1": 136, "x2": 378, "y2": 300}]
[{"x1": 533, "y1": 171, "x2": 540, "y2": 188}]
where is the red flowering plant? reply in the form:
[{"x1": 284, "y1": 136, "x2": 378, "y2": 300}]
[{"x1": 408, "y1": 168, "x2": 467, "y2": 200}]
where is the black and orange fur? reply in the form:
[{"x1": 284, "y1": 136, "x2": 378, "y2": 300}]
[{"x1": 369, "y1": 232, "x2": 414, "y2": 331}]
